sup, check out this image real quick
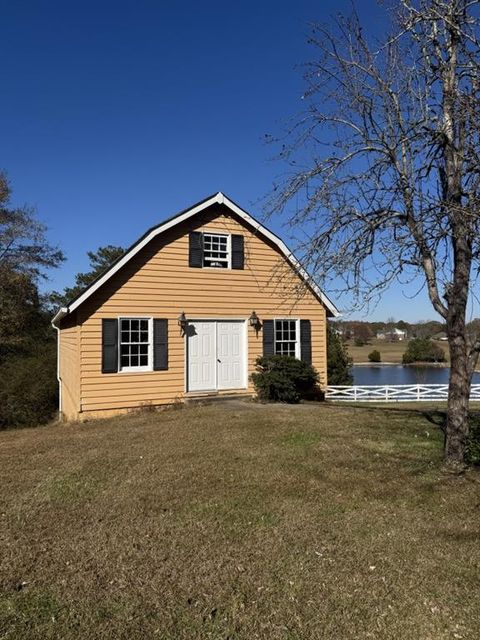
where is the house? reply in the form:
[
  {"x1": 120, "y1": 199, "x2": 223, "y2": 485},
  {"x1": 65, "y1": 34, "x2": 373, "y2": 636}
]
[
  {"x1": 52, "y1": 192, "x2": 339, "y2": 421},
  {"x1": 376, "y1": 328, "x2": 407, "y2": 341}
]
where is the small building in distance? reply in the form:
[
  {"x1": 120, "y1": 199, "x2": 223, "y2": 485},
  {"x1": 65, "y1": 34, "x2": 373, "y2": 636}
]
[{"x1": 376, "y1": 327, "x2": 407, "y2": 341}]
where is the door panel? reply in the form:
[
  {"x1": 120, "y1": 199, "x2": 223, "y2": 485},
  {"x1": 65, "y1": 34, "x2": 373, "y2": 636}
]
[
  {"x1": 187, "y1": 321, "x2": 245, "y2": 392},
  {"x1": 187, "y1": 322, "x2": 216, "y2": 391},
  {"x1": 217, "y1": 321, "x2": 244, "y2": 390}
]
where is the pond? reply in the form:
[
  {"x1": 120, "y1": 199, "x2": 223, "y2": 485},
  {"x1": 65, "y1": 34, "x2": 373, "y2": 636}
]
[{"x1": 352, "y1": 365, "x2": 480, "y2": 386}]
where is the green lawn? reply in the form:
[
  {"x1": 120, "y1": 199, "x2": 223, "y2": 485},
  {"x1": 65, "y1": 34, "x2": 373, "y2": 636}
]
[
  {"x1": 347, "y1": 337, "x2": 450, "y2": 364},
  {"x1": 1, "y1": 402, "x2": 479, "y2": 639}
]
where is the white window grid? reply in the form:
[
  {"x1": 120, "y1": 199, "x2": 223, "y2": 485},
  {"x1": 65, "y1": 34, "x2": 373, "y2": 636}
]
[
  {"x1": 119, "y1": 318, "x2": 152, "y2": 370},
  {"x1": 203, "y1": 233, "x2": 229, "y2": 268},
  {"x1": 274, "y1": 319, "x2": 299, "y2": 357}
]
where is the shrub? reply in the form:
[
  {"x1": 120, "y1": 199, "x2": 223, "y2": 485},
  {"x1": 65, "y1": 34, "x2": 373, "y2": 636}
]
[
  {"x1": 0, "y1": 344, "x2": 58, "y2": 428},
  {"x1": 466, "y1": 414, "x2": 480, "y2": 465},
  {"x1": 327, "y1": 325, "x2": 353, "y2": 385},
  {"x1": 368, "y1": 349, "x2": 381, "y2": 363},
  {"x1": 251, "y1": 355, "x2": 320, "y2": 403},
  {"x1": 354, "y1": 337, "x2": 365, "y2": 347},
  {"x1": 402, "y1": 337, "x2": 446, "y2": 364}
]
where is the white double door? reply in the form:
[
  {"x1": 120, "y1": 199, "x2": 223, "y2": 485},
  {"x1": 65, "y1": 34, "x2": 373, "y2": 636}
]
[{"x1": 187, "y1": 320, "x2": 246, "y2": 392}]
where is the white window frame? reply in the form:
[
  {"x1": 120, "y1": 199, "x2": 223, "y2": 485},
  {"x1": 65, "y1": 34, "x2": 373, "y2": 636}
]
[
  {"x1": 202, "y1": 231, "x2": 231, "y2": 269},
  {"x1": 118, "y1": 316, "x2": 153, "y2": 372},
  {"x1": 274, "y1": 318, "x2": 300, "y2": 359}
]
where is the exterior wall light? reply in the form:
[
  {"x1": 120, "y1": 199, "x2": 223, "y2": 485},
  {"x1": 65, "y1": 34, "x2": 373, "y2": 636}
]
[
  {"x1": 178, "y1": 311, "x2": 187, "y2": 334},
  {"x1": 249, "y1": 311, "x2": 260, "y2": 329}
]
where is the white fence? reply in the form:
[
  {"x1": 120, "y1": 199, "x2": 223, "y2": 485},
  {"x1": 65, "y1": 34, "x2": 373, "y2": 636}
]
[{"x1": 325, "y1": 384, "x2": 480, "y2": 402}]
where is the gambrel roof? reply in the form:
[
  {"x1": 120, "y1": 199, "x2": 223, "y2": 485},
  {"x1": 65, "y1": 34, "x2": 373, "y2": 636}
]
[{"x1": 52, "y1": 192, "x2": 339, "y2": 326}]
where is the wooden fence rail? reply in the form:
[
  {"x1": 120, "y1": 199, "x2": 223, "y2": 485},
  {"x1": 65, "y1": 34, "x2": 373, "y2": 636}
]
[{"x1": 325, "y1": 384, "x2": 480, "y2": 402}]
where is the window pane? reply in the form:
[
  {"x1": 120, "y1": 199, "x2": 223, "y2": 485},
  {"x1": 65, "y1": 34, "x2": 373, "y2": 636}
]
[
  {"x1": 274, "y1": 319, "x2": 297, "y2": 357},
  {"x1": 119, "y1": 318, "x2": 151, "y2": 369},
  {"x1": 203, "y1": 233, "x2": 229, "y2": 268}
]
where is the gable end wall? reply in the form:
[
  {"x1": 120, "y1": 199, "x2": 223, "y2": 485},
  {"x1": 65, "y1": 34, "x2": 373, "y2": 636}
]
[{"x1": 61, "y1": 207, "x2": 328, "y2": 419}]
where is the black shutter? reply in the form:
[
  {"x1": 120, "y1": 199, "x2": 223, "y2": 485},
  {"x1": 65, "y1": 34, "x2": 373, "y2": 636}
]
[
  {"x1": 102, "y1": 319, "x2": 118, "y2": 373},
  {"x1": 231, "y1": 234, "x2": 244, "y2": 269},
  {"x1": 300, "y1": 320, "x2": 312, "y2": 364},
  {"x1": 263, "y1": 320, "x2": 274, "y2": 356},
  {"x1": 189, "y1": 231, "x2": 203, "y2": 268},
  {"x1": 153, "y1": 319, "x2": 168, "y2": 371}
]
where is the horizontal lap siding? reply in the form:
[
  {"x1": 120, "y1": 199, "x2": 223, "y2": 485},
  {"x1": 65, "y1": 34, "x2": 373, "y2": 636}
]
[
  {"x1": 73, "y1": 210, "x2": 327, "y2": 415},
  {"x1": 59, "y1": 314, "x2": 80, "y2": 419}
]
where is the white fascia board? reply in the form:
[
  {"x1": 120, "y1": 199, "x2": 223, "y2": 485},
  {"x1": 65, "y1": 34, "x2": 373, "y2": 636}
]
[
  {"x1": 53, "y1": 191, "x2": 339, "y2": 325},
  {"x1": 52, "y1": 307, "x2": 68, "y2": 327}
]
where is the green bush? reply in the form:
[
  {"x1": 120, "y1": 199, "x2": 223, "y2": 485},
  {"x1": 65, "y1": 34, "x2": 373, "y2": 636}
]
[
  {"x1": 368, "y1": 349, "x2": 381, "y2": 363},
  {"x1": 327, "y1": 325, "x2": 353, "y2": 385},
  {"x1": 0, "y1": 344, "x2": 58, "y2": 429},
  {"x1": 466, "y1": 415, "x2": 480, "y2": 465},
  {"x1": 402, "y1": 337, "x2": 446, "y2": 364},
  {"x1": 251, "y1": 355, "x2": 320, "y2": 403}
]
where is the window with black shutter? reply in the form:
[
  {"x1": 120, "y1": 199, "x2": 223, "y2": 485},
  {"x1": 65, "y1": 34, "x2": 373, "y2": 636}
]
[
  {"x1": 189, "y1": 231, "x2": 245, "y2": 270},
  {"x1": 189, "y1": 231, "x2": 203, "y2": 267},
  {"x1": 231, "y1": 234, "x2": 244, "y2": 269},
  {"x1": 262, "y1": 320, "x2": 275, "y2": 357},
  {"x1": 153, "y1": 319, "x2": 168, "y2": 371},
  {"x1": 264, "y1": 319, "x2": 311, "y2": 362},
  {"x1": 300, "y1": 320, "x2": 312, "y2": 364},
  {"x1": 102, "y1": 319, "x2": 118, "y2": 373}
]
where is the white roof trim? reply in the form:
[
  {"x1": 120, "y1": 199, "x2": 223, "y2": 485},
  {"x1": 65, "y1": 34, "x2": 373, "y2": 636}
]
[{"x1": 52, "y1": 192, "x2": 339, "y2": 326}]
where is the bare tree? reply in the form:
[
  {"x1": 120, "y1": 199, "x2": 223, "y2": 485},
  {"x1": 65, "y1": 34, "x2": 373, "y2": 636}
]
[{"x1": 267, "y1": 0, "x2": 480, "y2": 464}]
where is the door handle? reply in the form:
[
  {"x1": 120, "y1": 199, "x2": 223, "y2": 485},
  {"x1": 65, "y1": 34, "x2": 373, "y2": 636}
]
[{"x1": 217, "y1": 359, "x2": 221, "y2": 363}]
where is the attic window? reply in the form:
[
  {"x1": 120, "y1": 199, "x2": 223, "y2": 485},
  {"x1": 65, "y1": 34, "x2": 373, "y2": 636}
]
[{"x1": 203, "y1": 233, "x2": 229, "y2": 268}]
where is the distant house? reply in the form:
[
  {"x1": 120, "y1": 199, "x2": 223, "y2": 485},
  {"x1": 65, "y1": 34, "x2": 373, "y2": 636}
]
[
  {"x1": 52, "y1": 192, "x2": 339, "y2": 421},
  {"x1": 376, "y1": 328, "x2": 407, "y2": 341}
]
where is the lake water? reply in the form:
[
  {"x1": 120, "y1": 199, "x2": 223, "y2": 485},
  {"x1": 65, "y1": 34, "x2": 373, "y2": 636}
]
[{"x1": 352, "y1": 365, "x2": 480, "y2": 386}]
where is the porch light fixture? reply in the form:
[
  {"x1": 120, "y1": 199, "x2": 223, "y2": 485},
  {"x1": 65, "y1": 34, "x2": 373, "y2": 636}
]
[
  {"x1": 249, "y1": 310, "x2": 260, "y2": 329},
  {"x1": 178, "y1": 311, "x2": 187, "y2": 333}
]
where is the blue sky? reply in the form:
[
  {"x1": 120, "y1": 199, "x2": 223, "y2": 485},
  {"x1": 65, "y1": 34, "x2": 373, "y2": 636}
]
[{"x1": 1, "y1": 0, "x2": 453, "y2": 322}]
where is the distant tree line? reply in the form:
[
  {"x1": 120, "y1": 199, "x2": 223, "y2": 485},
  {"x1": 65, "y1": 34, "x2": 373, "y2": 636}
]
[{"x1": 331, "y1": 318, "x2": 467, "y2": 346}]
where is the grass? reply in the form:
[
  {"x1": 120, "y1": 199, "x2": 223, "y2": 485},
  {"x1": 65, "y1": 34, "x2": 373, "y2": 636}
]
[
  {"x1": 1, "y1": 401, "x2": 480, "y2": 639},
  {"x1": 347, "y1": 338, "x2": 450, "y2": 364}
]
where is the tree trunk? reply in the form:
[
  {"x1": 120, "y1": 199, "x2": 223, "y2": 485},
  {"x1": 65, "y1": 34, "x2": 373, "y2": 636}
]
[{"x1": 445, "y1": 323, "x2": 471, "y2": 464}]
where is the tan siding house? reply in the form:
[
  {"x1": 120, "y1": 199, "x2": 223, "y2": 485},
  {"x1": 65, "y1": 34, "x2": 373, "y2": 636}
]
[{"x1": 53, "y1": 193, "x2": 338, "y2": 420}]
